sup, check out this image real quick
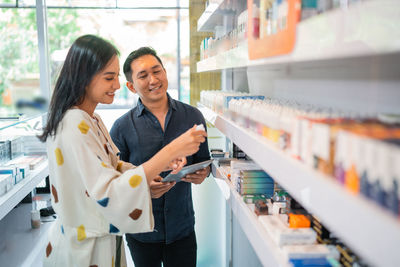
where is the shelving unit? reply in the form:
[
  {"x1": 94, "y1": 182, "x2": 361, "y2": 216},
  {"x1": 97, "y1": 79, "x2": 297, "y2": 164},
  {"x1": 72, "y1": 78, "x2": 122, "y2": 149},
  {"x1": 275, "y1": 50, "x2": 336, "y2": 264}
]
[
  {"x1": 0, "y1": 113, "x2": 48, "y2": 221},
  {"x1": 201, "y1": 105, "x2": 400, "y2": 267},
  {"x1": 197, "y1": 0, "x2": 231, "y2": 32},
  {"x1": 197, "y1": 1, "x2": 400, "y2": 72},
  {"x1": 195, "y1": 0, "x2": 400, "y2": 266},
  {"x1": 197, "y1": 42, "x2": 249, "y2": 72},
  {"x1": 0, "y1": 160, "x2": 48, "y2": 221},
  {"x1": 212, "y1": 163, "x2": 288, "y2": 267},
  {"x1": 0, "y1": 113, "x2": 44, "y2": 131},
  {"x1": 0, "y1": 201, "x2": 53, "y2": 267}
]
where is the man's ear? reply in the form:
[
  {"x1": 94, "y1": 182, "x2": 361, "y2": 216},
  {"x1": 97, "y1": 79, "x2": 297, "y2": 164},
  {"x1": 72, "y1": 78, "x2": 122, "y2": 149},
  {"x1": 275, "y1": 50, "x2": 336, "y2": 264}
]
[{"x1": 126, "y1": 81, "x2": 137, "y2": 94}]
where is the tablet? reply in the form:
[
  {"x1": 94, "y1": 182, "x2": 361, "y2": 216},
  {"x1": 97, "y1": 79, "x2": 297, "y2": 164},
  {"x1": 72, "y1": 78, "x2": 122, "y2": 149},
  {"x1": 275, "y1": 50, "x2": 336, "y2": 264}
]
[{"x1": 162, "y1": 159, "x2": 213, "y2": 183}]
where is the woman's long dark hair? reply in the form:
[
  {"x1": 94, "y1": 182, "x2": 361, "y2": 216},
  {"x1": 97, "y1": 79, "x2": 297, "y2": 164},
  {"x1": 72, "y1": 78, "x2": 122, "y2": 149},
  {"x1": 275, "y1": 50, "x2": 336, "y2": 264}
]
[{"x1": 38, "y1": 35, "x2": 119, "y2": 142}]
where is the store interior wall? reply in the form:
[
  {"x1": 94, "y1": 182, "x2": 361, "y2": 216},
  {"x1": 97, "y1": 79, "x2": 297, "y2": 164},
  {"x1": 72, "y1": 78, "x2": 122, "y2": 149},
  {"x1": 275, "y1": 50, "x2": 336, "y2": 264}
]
[{"x1": 189, "y1": 0, "x2": 221, "y2": 105}]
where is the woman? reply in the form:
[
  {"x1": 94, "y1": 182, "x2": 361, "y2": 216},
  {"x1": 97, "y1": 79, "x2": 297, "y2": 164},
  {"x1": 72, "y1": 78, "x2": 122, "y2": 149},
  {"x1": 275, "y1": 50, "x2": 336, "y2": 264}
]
[{"x1": 39, "y1": 35, "x2": 206, "y2": 267}]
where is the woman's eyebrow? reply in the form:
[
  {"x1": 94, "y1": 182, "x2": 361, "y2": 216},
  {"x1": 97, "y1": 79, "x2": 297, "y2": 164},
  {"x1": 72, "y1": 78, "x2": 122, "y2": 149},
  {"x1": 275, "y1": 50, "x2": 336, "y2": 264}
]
[{"x1": 103, "y1": 71, "x2": 118, "y2": 75}]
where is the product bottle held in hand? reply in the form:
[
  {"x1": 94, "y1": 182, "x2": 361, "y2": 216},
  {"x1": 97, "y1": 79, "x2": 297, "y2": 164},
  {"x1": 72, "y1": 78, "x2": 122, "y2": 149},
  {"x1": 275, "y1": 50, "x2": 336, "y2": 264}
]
[{"x1": 196, "y1": 124, "x2": 205, "y2": 131}]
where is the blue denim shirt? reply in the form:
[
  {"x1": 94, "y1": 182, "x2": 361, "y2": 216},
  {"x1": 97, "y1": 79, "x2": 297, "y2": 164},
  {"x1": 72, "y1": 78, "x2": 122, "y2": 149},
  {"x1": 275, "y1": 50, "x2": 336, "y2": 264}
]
[{"x1": 110, "y1": 94, "x2": 210, "y2": 244}]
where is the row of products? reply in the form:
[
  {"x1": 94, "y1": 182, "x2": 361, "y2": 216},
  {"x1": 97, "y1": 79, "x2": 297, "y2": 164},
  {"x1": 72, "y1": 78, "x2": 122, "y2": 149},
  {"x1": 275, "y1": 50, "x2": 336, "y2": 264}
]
[
  {"x1": 199, "y1": 6, "x2": 252, "y2": 60},
  {"x1": 300, "y1": 0, "x2": 365, "y2": 20},
  {"x1": 230, "y1": 159, "x2": 275, "y2": 196},
  {"x1": 0, "y1": 137, "x2": 24, "y2": 164},
  {"x1": 0, "y1": 155, "x2": 47, "y2": 197},
  {"x1": 201, "y1": 90, "x2": 400, "y2": 220},
  {"x1": 220, "y1": 159, "x2": 367, "y2": 266},
  {"x1": 1, "y1": 128, "x2": 47, "y2": 197},
  {"x1": 0, "y1": 135, "x2": 45, "y2": 164},
  {"x1": 199, "y1": 0, "x2": 365, "y2": 60},
  {"x1": 259, "y1": 0, "x2": 288, "y2": 39}
]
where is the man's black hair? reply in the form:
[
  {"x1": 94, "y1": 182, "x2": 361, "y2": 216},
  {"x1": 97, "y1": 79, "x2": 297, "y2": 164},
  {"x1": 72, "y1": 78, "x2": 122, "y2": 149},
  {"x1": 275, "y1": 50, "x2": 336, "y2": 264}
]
[{"x1": 123, "y1": 47, "x2": 164, "y2": 82}]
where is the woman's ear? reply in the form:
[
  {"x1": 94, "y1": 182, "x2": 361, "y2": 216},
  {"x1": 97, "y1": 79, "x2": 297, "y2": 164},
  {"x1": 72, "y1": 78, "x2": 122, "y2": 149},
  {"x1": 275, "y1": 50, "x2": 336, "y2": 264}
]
[{"x1": 126, "y1": 81, "x2": 137, "y2": 94}]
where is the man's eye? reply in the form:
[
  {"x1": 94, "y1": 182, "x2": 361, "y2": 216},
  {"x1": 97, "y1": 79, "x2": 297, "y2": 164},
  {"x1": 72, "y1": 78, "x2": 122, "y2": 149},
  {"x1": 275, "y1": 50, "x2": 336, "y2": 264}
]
[
  {"x1": 154, "y1": 71, "x2": 160, "y2": 74},
  {"x1": 139, "y1": 75, "x2": 147, "y2": 79},
  {"x1": 105, "y1": 77, "x2": 114, "y2": 81}
]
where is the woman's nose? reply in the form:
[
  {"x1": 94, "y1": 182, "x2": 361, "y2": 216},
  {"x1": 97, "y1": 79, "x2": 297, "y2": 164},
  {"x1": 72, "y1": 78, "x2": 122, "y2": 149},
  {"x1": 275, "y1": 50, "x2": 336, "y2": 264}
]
[{"x1": 114, "y1": 78, "x2": 121, "y2": 89}]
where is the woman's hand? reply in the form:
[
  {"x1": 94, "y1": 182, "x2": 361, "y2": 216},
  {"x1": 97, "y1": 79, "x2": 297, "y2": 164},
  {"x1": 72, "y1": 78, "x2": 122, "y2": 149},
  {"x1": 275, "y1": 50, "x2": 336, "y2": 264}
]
[
  {"x1": 141, "y1": 125, "x2": 206, "y2": 185},
  {"x1": 149, "y1": 176, "x2": 176, "y2": 199},
  {"x1": 167, "y1": 157, "x2": 187, "y2": 174},
  {"x1": 168, "y1": 125, "x2": 207, "y2": 158}
]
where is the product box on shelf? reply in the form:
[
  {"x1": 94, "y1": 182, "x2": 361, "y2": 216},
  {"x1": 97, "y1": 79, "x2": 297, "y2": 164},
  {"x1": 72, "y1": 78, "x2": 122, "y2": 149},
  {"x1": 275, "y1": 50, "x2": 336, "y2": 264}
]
[
  {"x1": 6, "y1": 154, "x2": 47, "y2": 174},
  {"x1": 22, "y1": 135, "x2": 47, "y2": 154},
  {"x1": 230, "y1": 160, "x2": 276, "y2": 196},
  {"x1": 282, "y1": 244, "x2": 338, "y2": 266},
  {"x1": 10, "y1": 137, "x2": 24, "y2": 159},
  {"x1": 0, "y1": 140, "x2": 11, "y2": 164},
  {"x1": 258, "y1": 215, "x2": 317, "y2": 246},
  {"x1": 0, "y1": 166, "x2": 19, "y2": 185},
  {"x1": 0, "y1": 174, "x2": 13, "y2": 197}
]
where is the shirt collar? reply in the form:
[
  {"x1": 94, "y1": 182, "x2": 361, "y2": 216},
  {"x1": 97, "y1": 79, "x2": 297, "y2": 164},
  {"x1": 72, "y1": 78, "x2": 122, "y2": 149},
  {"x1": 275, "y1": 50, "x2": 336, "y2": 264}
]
[{"x1": 135, "y1": 93, "x2": 177, "y2": 117}]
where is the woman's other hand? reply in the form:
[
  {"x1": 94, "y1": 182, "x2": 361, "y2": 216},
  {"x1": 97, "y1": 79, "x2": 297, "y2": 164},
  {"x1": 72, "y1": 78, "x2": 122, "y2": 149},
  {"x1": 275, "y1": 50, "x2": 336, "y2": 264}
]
[{"x1": 168, "y1": 125, "x2": 207, "y2": 158}]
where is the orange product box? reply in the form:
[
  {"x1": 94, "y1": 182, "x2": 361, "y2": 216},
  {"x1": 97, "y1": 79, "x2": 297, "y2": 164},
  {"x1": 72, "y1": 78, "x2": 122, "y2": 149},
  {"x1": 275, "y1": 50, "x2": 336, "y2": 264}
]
[{"x1": 289, "y1": 213, "x2": 311, "y2": 228}]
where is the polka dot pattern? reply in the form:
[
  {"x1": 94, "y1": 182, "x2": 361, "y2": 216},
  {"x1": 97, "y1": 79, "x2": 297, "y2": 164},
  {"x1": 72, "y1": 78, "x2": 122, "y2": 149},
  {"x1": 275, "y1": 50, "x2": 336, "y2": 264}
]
[
  {"x1": 51, "y1": 185, "x2": 59, "y2": 203},
  {"x1": 78, "y1": 120, "x2": 90, "y2": 134},
  {"x1": 129, "y1": 175, "x2": 142, "y2": 188},
  {"x1": 109, "y1": 224, "x2": 120, "y2": 233},
  {"x1": 54, "y1": 148, "x2": 64, "y2": 165},
  {"x1": 77, "y1": 224, "x2": 87, "y2": 241},
  {"x1": 46, "y1": 242, "x2": 52, "y2": 257},
  {"x1": 116, "y1": 162, "x2": 123, "y2": 172},
  {"x1": 129, "y1": 209, "x2": 142, "y2": 220},
  {"x1": 85, "y1": 190, "x2": 90, "y2": 197},
  {"x1": 97, "y1": 197, "x2": 109, "y2": 207}
]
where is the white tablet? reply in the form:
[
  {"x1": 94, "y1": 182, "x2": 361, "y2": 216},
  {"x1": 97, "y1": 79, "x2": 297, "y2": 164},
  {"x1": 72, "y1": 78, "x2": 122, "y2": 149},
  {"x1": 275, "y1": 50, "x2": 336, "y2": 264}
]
[{"x1": 162, "y1": 159, "x2": 213, "y2": 183}]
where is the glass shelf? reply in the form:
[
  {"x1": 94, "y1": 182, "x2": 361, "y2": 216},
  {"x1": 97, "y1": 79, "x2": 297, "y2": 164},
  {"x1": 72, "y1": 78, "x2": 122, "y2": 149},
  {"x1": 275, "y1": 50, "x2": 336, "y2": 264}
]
[{"x1": 0, "y1": 112, "x2": 45, "y2": 132}]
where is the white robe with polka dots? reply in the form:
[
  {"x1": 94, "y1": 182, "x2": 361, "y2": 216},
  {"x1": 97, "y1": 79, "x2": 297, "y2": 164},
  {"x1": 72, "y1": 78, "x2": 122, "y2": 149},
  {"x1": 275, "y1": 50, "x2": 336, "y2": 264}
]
[{"x1": 43, "y1": 109, "x2": 154, "y2": 267}]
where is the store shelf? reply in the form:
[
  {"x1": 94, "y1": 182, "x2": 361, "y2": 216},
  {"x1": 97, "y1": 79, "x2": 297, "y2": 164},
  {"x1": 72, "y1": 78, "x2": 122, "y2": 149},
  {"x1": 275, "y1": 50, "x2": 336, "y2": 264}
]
[
  {"x1": 0, "y1": 160, "x2": 48, "y2": 221},
  {"x1": 197, "y1": 0, "x2": 232, "y2": 32},
  {"x1": 0, "y1": 113, "x2": 44, "y2": 131},
  {"x1": 201, "y1": 105, "x2": 400, "y2": 267},
  {"x1": 0, "y1": 201, "x2": 53, "y2": 267},
  {"x1": 197, "y1": 0, "x2": 400, "y2": 72},
  {"x1": 212, "y1": 162, "x2": 288, "y2": 267},
  {"x1": 197, "y1": 43, "x2": 249, "y2": 72}
]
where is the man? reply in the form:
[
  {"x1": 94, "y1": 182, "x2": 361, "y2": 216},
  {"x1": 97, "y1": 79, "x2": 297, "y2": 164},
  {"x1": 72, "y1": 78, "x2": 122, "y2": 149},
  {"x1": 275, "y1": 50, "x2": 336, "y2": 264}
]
[{"x1": 110, "y1": 47, "x2": 210, "y2": 267}]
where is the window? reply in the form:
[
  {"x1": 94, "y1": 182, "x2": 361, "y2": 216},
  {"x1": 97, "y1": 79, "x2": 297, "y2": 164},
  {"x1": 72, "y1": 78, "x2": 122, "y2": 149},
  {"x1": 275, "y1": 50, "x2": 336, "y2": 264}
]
[
  {"x1": 48, "y1": 6, "x2": 189, "y2": 106},
  {"x1": 0, "y1": 1, "x2": 189, "y2": 112},
  {"x1": 0, "y1": 7, "x2": 41, "y2": 116}
]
